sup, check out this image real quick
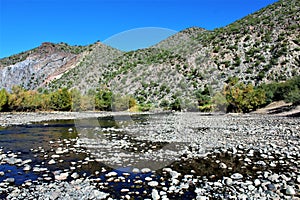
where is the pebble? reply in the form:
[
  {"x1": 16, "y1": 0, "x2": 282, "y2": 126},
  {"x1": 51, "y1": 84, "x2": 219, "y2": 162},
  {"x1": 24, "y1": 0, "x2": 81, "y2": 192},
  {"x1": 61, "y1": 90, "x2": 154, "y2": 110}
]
[
  {"x1": 148, "y1": 181, "x2": 159, "y2": 187},
  {"x1": 71, "y1": 172, "x2": 79, "y2": 179},
  {"x1": 132, "y1": 168, "x2": 140, "y2": 173},
  {"x1": 6, "y1": 178, "x2": 15, "y2": 183},
  {"x1": 106, "y1": 171, "x2": 118, "y2": 177},
  {"x1": 48, "y1": 159, "x2": 56, "y2": 165},
  {"x1": 219, "y1": 162, "x2": 227, "y2": 169},
  {"x1": 225, "y1": 178, "x2": 233, "y2": 186},
  {"x1": 55, "y1": 172, "x2": 69, "y2": 181},
  {"x1": 151, "y1": 189, "x2": 160, "y2": 200},
  {"x1": 141, "y1": 168, "x2": 151, "y2": 173},
  {"x1": 285, "y1": 186, "x2": 296, "y2": 195},
  {"x1": 231, "y1": 173, "x2": 243, "y2": 180},
  {"x1": 254, "y1": 179, "x2": 261, "y2": 186}
]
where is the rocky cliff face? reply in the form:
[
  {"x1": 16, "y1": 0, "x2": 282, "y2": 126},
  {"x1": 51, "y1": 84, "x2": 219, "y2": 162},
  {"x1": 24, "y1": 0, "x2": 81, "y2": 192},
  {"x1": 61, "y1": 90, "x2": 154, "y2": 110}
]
[{"x1": 0, "y1": 42, "x2": 82, "y2": 91}]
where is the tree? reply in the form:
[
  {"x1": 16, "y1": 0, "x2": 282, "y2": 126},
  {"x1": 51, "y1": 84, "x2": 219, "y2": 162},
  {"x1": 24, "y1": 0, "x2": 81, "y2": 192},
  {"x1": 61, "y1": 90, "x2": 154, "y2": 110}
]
[
  {"x1": 49, "y1": 88, "x2": 72, "y2": 111},
  {"x1": 224, "y1": 80, "x2": 266, "y2": 113},
  {"x1": 95, "y1": 89, "x2": 113, "y2": 111},
  {"x1": 0, "y1": 88, "x2": 9, "y2": 111}
]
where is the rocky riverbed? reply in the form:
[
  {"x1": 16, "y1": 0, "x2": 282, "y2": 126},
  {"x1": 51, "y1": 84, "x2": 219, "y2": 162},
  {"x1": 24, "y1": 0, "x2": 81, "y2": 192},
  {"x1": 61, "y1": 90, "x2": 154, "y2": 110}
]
[{"x1": 0, "y1": 112, "x2": 299, "y2": 199}]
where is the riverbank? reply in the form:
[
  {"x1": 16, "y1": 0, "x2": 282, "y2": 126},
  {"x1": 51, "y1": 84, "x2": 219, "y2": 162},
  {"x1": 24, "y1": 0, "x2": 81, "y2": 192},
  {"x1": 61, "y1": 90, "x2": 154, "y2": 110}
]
[
  {"x1": 0, "y1": 112, "x2": 299, "y2": 199},
  {"x1": 0, "y1": 111, "x2": 149, "y2": 126}
]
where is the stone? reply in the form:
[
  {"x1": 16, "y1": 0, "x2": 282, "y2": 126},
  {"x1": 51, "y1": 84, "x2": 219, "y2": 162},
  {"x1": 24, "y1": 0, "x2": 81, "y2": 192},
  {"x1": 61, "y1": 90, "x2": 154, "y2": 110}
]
[
  {"x1": 121, "y1": 188, "x2": 129, "y2": 193},
  {"x1": 196, "y1": 196, "x2": 209, "y2": 200},
  {"x1": 219, "y1": 162, "x2": 227, "y2": 169},
  {"x1": 254, "y1": 179, "x2": 261, "y2": 186},
  {"x1": 225, "y1": 178, "x2": 233, "y2": 186},
  {"x1": 54, "y1": 172, "x2": 69, "y2": 181},
  {"x1": 248, "y1": 185, "x2": 255, "y2": 191},
  {"x1": 106, "y1": 171, "x2": 118, "y2": 177},
  {"x1": 151, "y1": 189, "x2": 160, "y2": 200},
  {"x1": 132, "y1": 168, "x2": 140, "y2": 173},
  {"x1": 267, "y1": 184, "x2": 276, "y2": 191},
  {"x1": 231, "y1": 173, "x2": 243, "y2": 180},
  {"x1": 141, "y1": 168, "x2": 151, "y2": 173},
  {"x1": 71, "y1": 172, "x2": 79, "y2": 179},
  {"x1": 214, "y1": 182, "x2": 223, "y2": 187},
  {"x1": 48, "y1": 159, "x2": 56, "y2": 165},
  {"x1": 55, "y1": 148, "x2": 64, "y2": 154},
  {"x1": 285, "y1": 186, "x2": 296, "y2": 196},
  {"x1": 23, "y1": 165, "x2": 31, "y2": 171},
  {"x1": 148, "y1": 181, "x2": 159, "y2": 187},
  {"x1": 91, "y1": 190, "x2": 109, "y2": 199},
  {"x1": 6, "y1": 178, "x2": 15, "y2": 183}
]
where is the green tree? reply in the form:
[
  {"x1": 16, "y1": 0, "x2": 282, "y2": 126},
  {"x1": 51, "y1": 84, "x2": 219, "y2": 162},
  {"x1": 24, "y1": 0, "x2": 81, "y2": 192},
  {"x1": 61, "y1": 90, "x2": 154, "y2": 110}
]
[
  {"x1": 49, "y1": 88, "x2": 72, "y2": 111},
  {"x1": 95, "y1": 89, "x2": 113, "y2": 111},
  {"x1": 0, "y1": 88, "x2": 9, "y2": 111},
  {"x1": 224, "y1": 80, "x2": 266, "y2": 113}
]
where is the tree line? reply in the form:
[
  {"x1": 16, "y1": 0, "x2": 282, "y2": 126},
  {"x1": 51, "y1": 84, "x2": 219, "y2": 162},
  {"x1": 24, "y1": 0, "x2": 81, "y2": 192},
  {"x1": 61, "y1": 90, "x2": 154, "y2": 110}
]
[
  {"x1": 0, "y1": 86, "x2": 136, "y2": 112},
  {"x1": 0, "y1": 76, "x2": 299, "y2": 113}
]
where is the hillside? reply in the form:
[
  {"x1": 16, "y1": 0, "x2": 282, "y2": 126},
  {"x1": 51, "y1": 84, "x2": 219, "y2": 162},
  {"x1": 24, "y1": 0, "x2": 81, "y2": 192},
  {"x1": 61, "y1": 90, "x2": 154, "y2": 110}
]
[
  {"x1": 0, "y1": 0, "x2": 299, "y2": 110},
  {"x1": 96, "y1": 0, "x2": 300, "y2": 108},
  {"x1": 0, "y1": 42, "x2": 92, "y2": 91}
]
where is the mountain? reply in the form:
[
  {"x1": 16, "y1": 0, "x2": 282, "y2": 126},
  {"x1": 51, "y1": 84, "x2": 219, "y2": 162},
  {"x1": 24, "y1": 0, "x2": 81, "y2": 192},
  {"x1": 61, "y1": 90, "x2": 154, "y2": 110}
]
[
  {"x1": 0, "y1": 42, "x2": 91, "y2": 91},
  {"x1": 0, "y1": 0, "x2": 299, "y2": 108}
]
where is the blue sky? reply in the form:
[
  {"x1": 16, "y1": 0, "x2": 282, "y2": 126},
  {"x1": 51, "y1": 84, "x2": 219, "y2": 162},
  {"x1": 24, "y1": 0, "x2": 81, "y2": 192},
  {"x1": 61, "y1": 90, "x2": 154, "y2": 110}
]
[{"x1": 0, "y1": 0, "x2": 278, "y2": 58}]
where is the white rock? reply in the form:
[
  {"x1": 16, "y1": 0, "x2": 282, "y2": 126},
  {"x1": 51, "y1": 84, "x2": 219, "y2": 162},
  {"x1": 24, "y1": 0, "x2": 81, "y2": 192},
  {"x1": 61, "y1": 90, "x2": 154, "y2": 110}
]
[
  {"x1": 196, "y1": 196, "x2": 208, "y2": 200},
  {"x1": 151, "y1": 189, "x2": 160, "y2": 200},
  {"x1": 51, "y1": 154, "x2": 60, "y2": 159},
  {"x1": 148, "y1": 181, "x2": 159, "y2": 187},
  {"x1": 145, "y1": 177, "x2": 153, "y2": 181},
  {"x1": 121, "y1": 188, "x2": 129, "y2": 193},
  {"x1": 22, "y1": 159, "x2": 32, "y2": 165},
  {"x1": 219, "y1": 162, "x2": 227, "y2": 169},
  {"x1": 106, "y1": 171, "x2": 118, "y2": 177},
  {"x1": 248, "y1": 185, "x2": 255, "y2": 191},
  {"x1": 214, "y1": 182, "x2": 223, "y2": 187},
  {"x1": 285, "y1": 186, "x2": 296, "y2": 195},
  {"x1": 170, "y1": 170, "x2": 180, "y2": 179},
  {"x1": 55, "y1": 172, "x2": 69, "y2": 181},
  {"x1": 225, "y1": 178, "x2": 233, "y2": 186},
  {"x1": 254, "y1": 179, "x2": 261, "y2": 186},
  {"x1": 231, "y1": 173, "x2": 243, "y2": 180},
  {"x1": 141, "y1": 168, "x2": 151, "y2": 173},
  {"x1": 91, "y1": 190, "x2": 109, "y2": 199},
  {"x1": 55, "y1": 148, "x2": 64, "y2": 154},
  {"x1": 48, "y1": 159, "x2": 56, "y2": 165},
  {"x1": 23, "y1": 165, "x2": 31, "y2": 171},
  {"x1": 132, "y1": 168, "x2": 140, "y2": 173},
  {"x1": 71, "y1": 172, "x2": 79, "y2": 179}
]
